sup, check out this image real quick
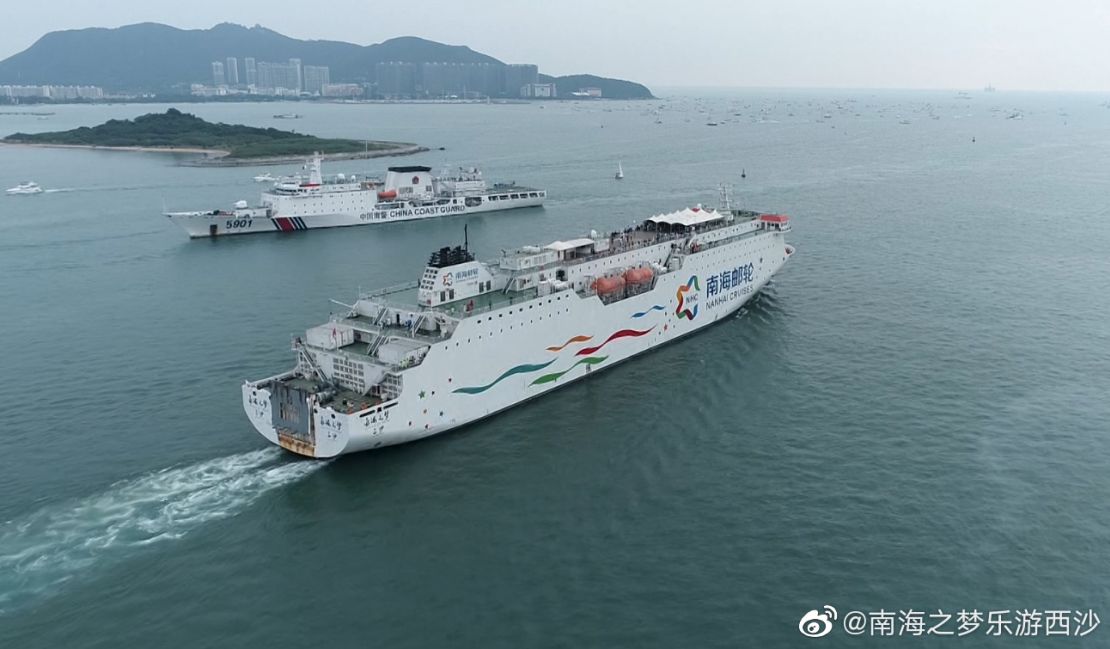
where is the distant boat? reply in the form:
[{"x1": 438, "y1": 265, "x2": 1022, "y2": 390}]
[
  {"x1": 253, "y1": 173, "x2": 276, "y2": 183},
  {"x1": 984, "y1": 84, "x2": 996, "y2": 93},
  {"x1": 273, "y1": 113, "x2": 302, "y2": 119},
  {"x1": 615, "y1": 161, "x2": 624, "y2": 180},
  {"x1": 6, "y1": 181, "x2": 43, "y2": 195}
]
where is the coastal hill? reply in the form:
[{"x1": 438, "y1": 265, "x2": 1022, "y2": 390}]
[
  {"x1": 0, "y1": 23, "x2": 654, "y2": 99},
  {"x1": 539, "y1": 74, "x2": 651, "y2": 102},
  {"x1": 2, "y1": 108, "x2": 419, "y2": 162}
]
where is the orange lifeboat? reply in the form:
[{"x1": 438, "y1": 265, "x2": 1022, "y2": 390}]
[
  {"x1": 622, "y1": 267, "x2": 654, "y2": 285},
  {"x1": 592, "y1": 275, "x2": 626, "y2": 295},
  {"x1": 377, "y1": 189, "x2": 397, "y2": 200}
]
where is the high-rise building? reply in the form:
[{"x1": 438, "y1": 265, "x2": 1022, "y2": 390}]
[
  {"x1": 303, "y1": 65, "x2": 330, "y2": 95},
  {"x1": 375, "y1": 62, "x2": 417, "y2": 97},
  {"x1": 225, "y1": 57, "x2": 239, "y2": 85},
  {"x1": 521, "y1": 83, "x2": 556, "y2": 98},
  {"x1": 211, "y1": 61, "x2": 226, "y2": 86},
  {"x1": 466, "y1": 62, "x2": 499, "y2": 97},
  {"x1": 244, "y1": 57, "x2": 257, "y2": 86},
  {"x1": 502, "y1": 64, "x2": 539, "y2": 97},
  {"x1": 256, "y1": 60, "x2": 301, "y2": 93},
  {"x1": 289, "y1": 58, "x2": 303, "y2": 92}
]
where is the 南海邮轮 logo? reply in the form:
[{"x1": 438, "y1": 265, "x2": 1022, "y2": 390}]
[{"x1": 676, "y1": 275, "x2": 700, "y2": 320}]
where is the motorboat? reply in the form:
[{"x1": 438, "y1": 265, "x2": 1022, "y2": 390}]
[{"x1": 6, "y1": 181, "x2": 43, "y2": 195}]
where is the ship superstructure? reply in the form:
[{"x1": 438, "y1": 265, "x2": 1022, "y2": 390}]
[
  {"x1": 243, "y1": 201, "x2": 794, "y2": 457},
  {"x1": 165, "y1": 155, "x2": 545, "y2": 237}
]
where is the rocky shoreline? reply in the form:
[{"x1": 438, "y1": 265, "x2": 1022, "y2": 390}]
[
  {"x1": 0, "y1": 141, "x2": 429, "y2": 167},
  {"x1": 180, "y1": 143, "x2": 429, "y2": 167}
]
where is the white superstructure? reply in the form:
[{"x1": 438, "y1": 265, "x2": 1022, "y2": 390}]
[
  {"x1": 243, "y1": 202, "x2": 795, "y2": 458},
  {"x1": 165, "y1": 155, "x2": 546, "y2": 238}
]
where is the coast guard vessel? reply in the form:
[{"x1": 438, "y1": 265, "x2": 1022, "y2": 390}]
[
  {"x1": 243, "y1": 199, "x2": 794, "y2": 457},
  {"x1": 164, "y1": 154, "x2": 545, "y2": 237},
  {"x1": 247, "y1": 195, "x2": 794, "y2": 457}
]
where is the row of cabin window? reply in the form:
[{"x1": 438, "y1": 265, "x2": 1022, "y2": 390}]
[
  {"x1": 455, "y1": 305, "x2": 573, "y2": 346},
  {"x1": 488, "y1": 192, "x2": 542, "y2": 201},
  {"x1": 473, "y1": 294, "x2": 567, "y2": 324}
]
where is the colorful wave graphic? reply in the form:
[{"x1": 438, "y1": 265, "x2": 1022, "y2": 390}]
[
  {"x1": 631, "y1": 305, "x2": 665, "y2": 318},
  {"x1": 545, "y1": 334, "x2": 593, "y2": 352},
  {"x1": 530, "y1": 356, "x2": 608, "y2": 385},
  {"x1": 676, "y1": 275, "x2": 700, "y2": 320},
  {"x1": 576, "y1": 327, "x2": 655, "y2": 356},
  {"x1": 453, "y1": 359, "x2": 557, "y2": 394}
]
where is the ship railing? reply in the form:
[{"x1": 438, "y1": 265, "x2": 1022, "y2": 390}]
[
  {"x1": 496, "y1": 237, "x2": 679, "y2": 279},
  {"x1": 359, "y1": 280, "x2": 420, "y2": 300},
  {"x1": 290, "y1": 336, "x2": 328, "y2": 383},
  {"x1": 432, "y1": 287, "x2": 549, "y2": 320}
]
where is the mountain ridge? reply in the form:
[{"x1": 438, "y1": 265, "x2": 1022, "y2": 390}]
[{"x1": 0, "y1": 23, "x2": 653, "y2": 98}]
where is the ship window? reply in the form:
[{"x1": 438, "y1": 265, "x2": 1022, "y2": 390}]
[
  {"x1": 440, "y1": 291, "x2": 446, "y2": 302},
  {"x1": 490, "y1": 196, "x2": 498, "y2": 201}
]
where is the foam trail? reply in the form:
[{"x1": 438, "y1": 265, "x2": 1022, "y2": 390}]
[{"x1": 0, "y1": 448, "x2": 324, "y2": 614}]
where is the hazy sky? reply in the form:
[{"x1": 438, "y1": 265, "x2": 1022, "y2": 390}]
[{"x1": 5, "y1": 0, "x2": 1110, "y2": 91}]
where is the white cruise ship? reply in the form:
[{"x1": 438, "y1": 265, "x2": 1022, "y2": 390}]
[
  {"x1": 243, "y1": 201, "x2": 794, "y2": 457},
  {"x1": 165, "y1": 154, "x2": 545, "y2": 238}
]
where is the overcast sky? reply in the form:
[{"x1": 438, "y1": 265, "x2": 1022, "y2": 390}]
[{"x1": 5, "y1": 0, "x2": 1110, "y2": 91}]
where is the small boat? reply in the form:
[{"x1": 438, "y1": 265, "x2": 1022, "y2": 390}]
[
  {"x1": 6, "y1": 181, "x2": 43, "y2": 195},
  {"x1": 253, "y1": 173, "x2": 276, "y2": 183},
  {"x1": 615, "y1": 161, "x2": 624, "y2": 180},
  {"x1": 273, "y1": 113, "x2": 302, "y2": 119}
]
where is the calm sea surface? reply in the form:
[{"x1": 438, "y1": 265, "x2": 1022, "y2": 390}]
[{"x1": 1, "y1": 90, "x2": 1110, "y2": 647}]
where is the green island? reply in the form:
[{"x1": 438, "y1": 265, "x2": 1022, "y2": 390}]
[{"x1": 1, "y1": 108, "x2": 424, "y2": 164}]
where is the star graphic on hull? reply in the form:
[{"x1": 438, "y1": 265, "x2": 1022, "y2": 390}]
[{"x1": 418, "y1": 390, "x2": 426, "y2": 399}]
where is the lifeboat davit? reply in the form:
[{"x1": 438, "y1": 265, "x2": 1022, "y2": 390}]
[
  {"x1": 592, "y1": 275, "x2": 626, "y2": 295},
  {"x1": 622, "y1": 267, "x2": 654, "y2": 285},
  {"x1": 377, "y1": 189, "x2": 397, "y2": 200}
]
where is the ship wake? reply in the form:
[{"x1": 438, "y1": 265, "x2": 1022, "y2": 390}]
[{"x1": 0, "y1": 448, "x2": 324, "y2": 615}]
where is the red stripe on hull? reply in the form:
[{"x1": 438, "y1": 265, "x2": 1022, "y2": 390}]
[{"x1": 576, "y1": 327, "x2": 655, "y2": 356}]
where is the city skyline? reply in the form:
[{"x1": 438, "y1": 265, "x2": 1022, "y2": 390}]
[{"x1": 2, "y1": 0, "x2": 1110, "y2": 91}]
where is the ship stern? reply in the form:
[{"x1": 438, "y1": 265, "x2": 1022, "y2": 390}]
[{"x1": 242, "y1": 378, "x2": 359, "y2": 458}]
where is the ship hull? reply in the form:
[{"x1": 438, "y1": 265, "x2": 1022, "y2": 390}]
[
  {"x1": 166, "y1": 194, "x2": 544, "y2": 238},
  {"x1": 243, "y1": 230, "x2": 794, "y2": 457}
]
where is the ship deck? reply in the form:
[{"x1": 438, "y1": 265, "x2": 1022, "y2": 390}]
[
  {"x1": 436, "y1": 286, "x2": 541, "y2": 318},
  {"x1": 270, "y1": 375, "x2": 381, "y2": 412}
]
